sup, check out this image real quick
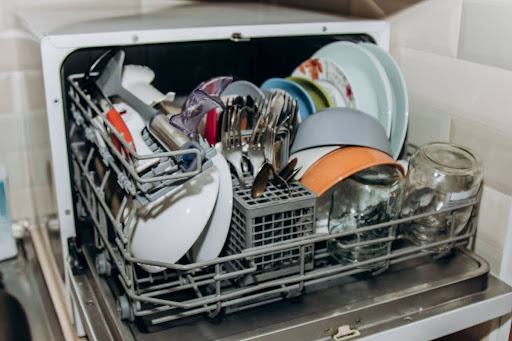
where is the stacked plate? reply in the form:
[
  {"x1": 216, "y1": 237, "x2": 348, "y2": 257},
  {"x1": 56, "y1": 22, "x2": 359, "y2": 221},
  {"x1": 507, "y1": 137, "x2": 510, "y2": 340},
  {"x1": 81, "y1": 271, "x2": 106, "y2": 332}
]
[
  {"x1": 282, "y1": 42, "x2": 409, "y2": 232},
  {"x1": 277, "y1": 41, "x2": 408, "y2": 161}
]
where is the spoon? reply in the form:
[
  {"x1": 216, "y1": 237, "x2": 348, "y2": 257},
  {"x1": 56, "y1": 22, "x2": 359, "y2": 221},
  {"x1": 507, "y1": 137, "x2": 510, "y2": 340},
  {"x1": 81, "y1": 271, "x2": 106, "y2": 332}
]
[
  {"x1": 285, "y1": 166, "x2": 302, "y2": 183},
  {"x1": 273, "y1": 158, "x2": 297, "y2": 188}
]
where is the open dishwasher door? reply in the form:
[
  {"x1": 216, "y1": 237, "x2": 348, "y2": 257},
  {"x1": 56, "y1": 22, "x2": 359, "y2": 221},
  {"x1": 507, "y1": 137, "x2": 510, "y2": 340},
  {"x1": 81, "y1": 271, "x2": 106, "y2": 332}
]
[
  {"x1": 70, "y1": 245, "x2": 512, "y2": 341},
  {"x1": 17, "y1": 2, "x2": 512, "y2": 340}
]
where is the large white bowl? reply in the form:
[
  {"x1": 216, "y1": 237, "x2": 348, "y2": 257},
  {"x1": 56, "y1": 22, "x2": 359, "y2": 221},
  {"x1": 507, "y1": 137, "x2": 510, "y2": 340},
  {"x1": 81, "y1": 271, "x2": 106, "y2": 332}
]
[
  {"x1": 313, "y1": 41, "x2": 393, "y2": 136},
  {"x1": 130, "y1": 163, "x2": 220, "y2": 273}
]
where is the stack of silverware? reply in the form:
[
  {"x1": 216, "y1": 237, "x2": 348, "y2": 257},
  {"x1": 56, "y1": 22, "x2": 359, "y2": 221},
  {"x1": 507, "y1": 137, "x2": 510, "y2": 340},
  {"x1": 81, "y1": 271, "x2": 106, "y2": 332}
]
[{"x1": 219, "y1": 91, "x2": 301, "y2": 198}]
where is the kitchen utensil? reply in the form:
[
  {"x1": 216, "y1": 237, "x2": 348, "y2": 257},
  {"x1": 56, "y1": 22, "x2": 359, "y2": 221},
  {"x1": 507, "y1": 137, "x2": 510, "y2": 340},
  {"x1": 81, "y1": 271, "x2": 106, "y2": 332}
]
[
  {"x1": 401, "y1": 142, "x2": 483, "y2": 253},
  {"x1": 300, "y1": 146, "x2": 405, "y2": 196},
  {"x1": 328, "y1": 164, "x2": 404, "y2": 271},
  {"x1": 113, "y1": 103, "x2": 161, "y2": 173},
  {"x1": 285, "y1": 166, "x2": 302, "y2": 183},
  {"x1": 313, "y1": 41, "x2": 393, "y2": 136},
  {"x1": 261, "y1": 78, "x2": 315, "y2": 121},
  {"x1": 251, "y1": 94, "x2": 288, "y2": 197},
  {"x1": 285, "y1": 76, "x2": 333, "y2": 110},
  {"x1": 190, "y1": 150, "x2": 233, "y2": 262},
  {"x1": 122, "y1": 64, "x2": 176, "y2": 107},
  {"x1": 221, "y1": 100, "x2": 246, "y2": 189},
  {"x1": 82, "y1": 74, "x2": 136, "y2": 157},
  {"x1": 360, "y1": 43, "x2": 409, "y2": 159},
  {"x1": 290, "y1": 146, "x2": 341, "y2": 180},
  {"x1": 130, "y1": 163, "x2": 220, "y2": 272},
  {"x1": 95, "y1": 50, "x2": 191, "y2": 152},
  {"x1": 247, "y1": 101, "x2": 269, "y2": 177},
  {"x1": 277, "y1": 157, "x2": 297, "y2": 182},
  {"x1": 290, "y1": 107, "x2": 392, "y2": 156},
  {"x1": 187, "y1": 76, "x2": 233, "y2": 145},
  {"x1": 170, "y1": 89, "x2": 224, "y2": 139},
  {"x1": 292, "y1": 57, "x2": 357, "y2": 108}
]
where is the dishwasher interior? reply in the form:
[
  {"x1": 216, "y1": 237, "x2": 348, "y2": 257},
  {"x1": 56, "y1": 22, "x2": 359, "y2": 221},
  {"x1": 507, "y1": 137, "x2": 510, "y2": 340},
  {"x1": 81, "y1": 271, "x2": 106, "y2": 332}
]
[{"x1": 42, "y1": 6, "x2": 512, "y2": 339}]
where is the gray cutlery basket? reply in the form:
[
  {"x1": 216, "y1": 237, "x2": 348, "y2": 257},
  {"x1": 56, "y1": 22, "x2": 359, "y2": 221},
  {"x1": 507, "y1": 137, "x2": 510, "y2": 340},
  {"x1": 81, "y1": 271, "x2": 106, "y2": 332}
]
[{"x1": 226, "y1": 177, "x2": 317, "y2": 284}]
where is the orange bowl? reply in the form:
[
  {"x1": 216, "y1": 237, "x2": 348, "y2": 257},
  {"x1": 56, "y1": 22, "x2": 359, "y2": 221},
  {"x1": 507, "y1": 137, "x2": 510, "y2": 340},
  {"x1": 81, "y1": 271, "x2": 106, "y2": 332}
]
[{"x1": 300, "y1": 146, "x2": 405, "y2": 196}]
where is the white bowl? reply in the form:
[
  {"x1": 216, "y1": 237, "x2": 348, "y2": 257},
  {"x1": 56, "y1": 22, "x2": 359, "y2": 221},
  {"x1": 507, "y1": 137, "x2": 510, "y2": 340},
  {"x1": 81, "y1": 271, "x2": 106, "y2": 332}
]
[{"x1": 130, "y1": 164, "x2": 220, "y2": 272}]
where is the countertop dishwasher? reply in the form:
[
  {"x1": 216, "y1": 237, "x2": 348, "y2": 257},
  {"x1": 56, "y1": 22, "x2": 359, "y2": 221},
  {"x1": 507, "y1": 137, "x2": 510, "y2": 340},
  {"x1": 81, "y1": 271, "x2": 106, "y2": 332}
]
[{"x1": 16, "y1": 2, "x2": 512, "y2": 340}]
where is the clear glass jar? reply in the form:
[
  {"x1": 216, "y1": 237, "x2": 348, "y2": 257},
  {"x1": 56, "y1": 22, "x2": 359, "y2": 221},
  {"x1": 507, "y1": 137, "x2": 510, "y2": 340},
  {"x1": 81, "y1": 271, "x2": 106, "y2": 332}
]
[
  {"x1": 327, "y1": 165, "x2": 404, "y2": 271},
  {"x1": 401, "y1": 143, "x2": 483, "y2": 253}
]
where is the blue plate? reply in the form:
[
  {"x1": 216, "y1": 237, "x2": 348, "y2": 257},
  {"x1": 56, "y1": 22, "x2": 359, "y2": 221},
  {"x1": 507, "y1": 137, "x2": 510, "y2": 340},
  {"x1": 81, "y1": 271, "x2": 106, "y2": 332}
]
[{"x1": 261, "y1": 78, "x2": 316, "y2": 121}]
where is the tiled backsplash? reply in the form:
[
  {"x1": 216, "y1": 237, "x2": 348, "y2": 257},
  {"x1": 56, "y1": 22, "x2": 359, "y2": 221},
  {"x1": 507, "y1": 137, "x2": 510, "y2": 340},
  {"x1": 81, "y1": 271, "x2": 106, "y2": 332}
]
[
  {"x1": 0, "y1": 0, "x2": 143, "y2": 222},
  {"x1": 386, "y1": 0, "x2": 512, "y2": 282}
]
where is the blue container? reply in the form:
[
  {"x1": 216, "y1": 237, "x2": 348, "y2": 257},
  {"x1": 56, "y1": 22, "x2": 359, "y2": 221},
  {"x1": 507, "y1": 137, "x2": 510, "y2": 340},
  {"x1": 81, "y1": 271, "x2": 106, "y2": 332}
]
[{"x1": 0, "y1": 164, "x2": 17, "y2": 260}]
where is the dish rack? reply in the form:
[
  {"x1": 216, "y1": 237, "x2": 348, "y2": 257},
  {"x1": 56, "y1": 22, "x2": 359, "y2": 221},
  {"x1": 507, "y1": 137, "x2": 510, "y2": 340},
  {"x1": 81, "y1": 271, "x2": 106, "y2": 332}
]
[{"x1": 66, "y1": 72, "x2": 481, "y2": 329}]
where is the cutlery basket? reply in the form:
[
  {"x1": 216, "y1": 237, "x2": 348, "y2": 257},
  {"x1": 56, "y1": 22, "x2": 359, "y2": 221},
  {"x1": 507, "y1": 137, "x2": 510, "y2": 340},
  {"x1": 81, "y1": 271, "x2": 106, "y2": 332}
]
[{"x1": 226, "y1": 177, "x2": 317, "y2": 285}]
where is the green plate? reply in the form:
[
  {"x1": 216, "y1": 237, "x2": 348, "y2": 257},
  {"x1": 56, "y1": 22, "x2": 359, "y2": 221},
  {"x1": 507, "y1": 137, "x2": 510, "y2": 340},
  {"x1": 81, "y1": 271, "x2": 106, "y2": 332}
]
[{"x1": 286, "y1": 76, "x2": 333, "y2": 111}]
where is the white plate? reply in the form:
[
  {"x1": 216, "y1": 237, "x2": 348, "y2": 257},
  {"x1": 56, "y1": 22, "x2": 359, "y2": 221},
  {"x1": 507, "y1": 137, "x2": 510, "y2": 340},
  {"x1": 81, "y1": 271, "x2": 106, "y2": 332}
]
[
  {"x1": 130, "y1": 165, "x2": 220, "y2": 273},
  {"x1": 190, "y1": 149, "x2": 233, "y2": 262},
  {"x1": 292, "y1": 57, "x2": 357, "y2": 109},
  {"x1": 290, "y1": 146, "x2": 341, "y2": 180},
  {"x1": 360, "y1": 43, "x2": 409, "y2": 159},
  {"x1": 313, "y1": 42, "x2": 393, "y2": 136}
]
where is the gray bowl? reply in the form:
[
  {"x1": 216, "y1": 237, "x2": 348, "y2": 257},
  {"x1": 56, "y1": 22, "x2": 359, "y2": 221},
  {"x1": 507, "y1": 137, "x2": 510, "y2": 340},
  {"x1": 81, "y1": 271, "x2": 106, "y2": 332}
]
[{"x1": 290, "y1": 107, "x2": 392, "y2": 156}]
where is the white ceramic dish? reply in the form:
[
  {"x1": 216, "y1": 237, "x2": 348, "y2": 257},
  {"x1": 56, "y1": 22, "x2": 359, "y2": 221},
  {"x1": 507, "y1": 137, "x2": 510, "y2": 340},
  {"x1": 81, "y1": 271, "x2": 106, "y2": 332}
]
[
  {"x1": 222, "y1": 80, "x2": 265, "y2": 104},
  {"x1": 122, "y1": 64, "x2": 175, "y2": 106},
  {"x1": 130, "y1": 164, "x2": 220, "y2": 273},
  {"x1": 292, "y1": 57, "x2": 357, "y2": 109},
  {"x1": 313, "y1": 42, "x2": 393, "y2": 136},
  {"x1": 360, "y1": 43, "x2": 409, "y2": 159},
  {"x1": 190, "y1": 148, "x2": 233, "y2": 262},
  {"x1": 290, "y1": 145, "x2": 341, "y2": 180}
]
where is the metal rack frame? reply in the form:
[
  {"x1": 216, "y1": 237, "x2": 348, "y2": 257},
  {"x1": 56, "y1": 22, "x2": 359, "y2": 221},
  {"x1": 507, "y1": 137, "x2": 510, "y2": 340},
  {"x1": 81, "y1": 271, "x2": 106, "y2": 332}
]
[{"x1": 66, "y1": 73, "x2": 480, "y2": 327}]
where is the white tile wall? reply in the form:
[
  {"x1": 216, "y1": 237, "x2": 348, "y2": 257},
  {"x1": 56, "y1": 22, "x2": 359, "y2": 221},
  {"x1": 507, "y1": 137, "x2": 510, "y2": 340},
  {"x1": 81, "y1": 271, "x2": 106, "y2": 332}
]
[
  {"x1": 9, "y1": 187, "x2": 34, "y2": 220},
  {"x1": 399, "y1": 47, "x2": 512, "y2": 136},
  {"x1": 0, "y1": 151, "x2": 28, "y2": 190},
  {"x1": 477, "y1": 186, "x2": 511, "y2": 251},
  {"x1": 0, "y1": 73, "x2": 21, "y2": 113},
  {"x1": 0, "y1": 113, "x2": 26, "y2": 152},
  {"x1": 388, "y1": 0, "x2": 463, "y2": 57},
  {"x1": 407, "y1": 93, "x2": 451, "y2": 147},
  {"x1": 459, "y1": 0, "x2": 512, "y2": 72},
  {"x1": 450, "y1": 116, "x2": 512, "y2": 194}
]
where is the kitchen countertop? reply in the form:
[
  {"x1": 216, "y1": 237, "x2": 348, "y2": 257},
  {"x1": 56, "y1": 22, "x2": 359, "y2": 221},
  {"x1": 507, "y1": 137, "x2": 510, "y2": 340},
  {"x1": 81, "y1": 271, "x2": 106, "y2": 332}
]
[{"x1": 0, "y1": 238, "x2": 64, "y2": 341}]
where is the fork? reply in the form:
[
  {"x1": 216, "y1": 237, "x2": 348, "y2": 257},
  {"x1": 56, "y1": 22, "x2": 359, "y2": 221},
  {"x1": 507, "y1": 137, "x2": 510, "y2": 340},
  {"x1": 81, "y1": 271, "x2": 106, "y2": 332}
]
[
  {"x1": 247, "y1": 95, "x2": 271, "y2": 178},
  {"x1": 221, "y1": 101, "x2": 246, "y2": 189}
]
